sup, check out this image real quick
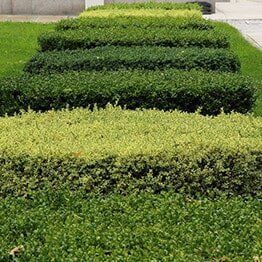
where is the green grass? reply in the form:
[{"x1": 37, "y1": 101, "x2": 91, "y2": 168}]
[
  {"x1": 0, "y1": 192, "x2": 261, "y2": 261},
  {"x1": 0, "y1": 22, "x2": 54, "y2": 78},
  {"x1": 215, "y1": 22, "x2": 262, "y2": 116}
]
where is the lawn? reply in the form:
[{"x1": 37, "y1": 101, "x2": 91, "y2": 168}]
[
  {"x1": 0, "y1": 20, "x2": 261, "y2": 114},
  {"x1": 0, "y1": 22, "x2": 54, "y2": 78}
]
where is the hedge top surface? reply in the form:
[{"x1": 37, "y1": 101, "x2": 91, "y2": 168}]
[
  {"x1": 56, "y1": 17, "x2": 214, "y2": 31},
  {"x1": 85, "y1": 2, "x2": 201, "y2": 11},
  {"x1": 1, "y1": 106, "x2": 261, "y2": 160},
  {"x1": 79, "y1": 9, "x2": 201, "y2": 18}
]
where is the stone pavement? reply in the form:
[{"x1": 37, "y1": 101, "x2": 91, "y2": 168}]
[
  {"x1": 0, "y1": 15, "x2": 74, "y2": 23},
  {"x1": 204, "y1": 1, "x2": 262, "y2": 48}
]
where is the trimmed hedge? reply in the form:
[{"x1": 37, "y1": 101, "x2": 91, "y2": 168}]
[
  {"x1": 1, "y1": 193, "x2": 260, "y2": 260},
  {"x1": 39, "y1": 28, "x2": 229, "y2": 52},
  {"x1": 0, "y1": 70, "x2": 255, "y2": 116},
  {"x1": 79, "y1": 9, "x2": 201, "y2": 18},
  {"x1": 0, "y1": 106, "x2": 261, "y2": 198},
  {"x1": 84, "y1": 2, "x2": 202, "y2": 11},
  {"x1": 56, "y1": 17, "x2": 214, "y2": 31},
  {"x1": 24, "y1": 46, "x2": 241, "y2": 74}
]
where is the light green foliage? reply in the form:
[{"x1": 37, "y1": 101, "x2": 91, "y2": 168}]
[
  {"x1": 56, "y1": 16, "x2": 214, "y2": 31},
  {"x1": 85, "y1": 2, "x2": 202, "y2": 11},
  {"x1": 0, "y1": 106, "x2": 261, "y2": 197},
  {"x1": 80, "y1": 9, "x2": 201, "y2": 18}
]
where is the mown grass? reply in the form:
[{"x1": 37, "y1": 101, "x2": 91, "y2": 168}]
[
  {"x1": 0, "y1": 22, "x2": 54, "y2": 78},
  {"x1": 214, "y1": 21, "x2": 262, "y2": 116},
  {"x1": 0, "y1": 192, "x2": 261, "y2": 261}
]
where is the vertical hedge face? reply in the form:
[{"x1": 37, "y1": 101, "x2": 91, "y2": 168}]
[
  {"x1": 24, "y1": 47, "x2": 241, "y2": 74},
  {"x1": 0, "y1": 70, "x2": 255, "y2": 116}
]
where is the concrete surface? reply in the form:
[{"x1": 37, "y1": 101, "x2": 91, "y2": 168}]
[
  {"x1": 207, "y1": 1, "x2": 262, "y2": 19},
  {"x1": 0, "y1": 15, "x2": 74, "y2": 23},
  {"x1": 204, "y1": 1, "x2": 262, "y2": 48},
  {"x1": 0, "y1": 0, "x2": 85, "y2": 15}
]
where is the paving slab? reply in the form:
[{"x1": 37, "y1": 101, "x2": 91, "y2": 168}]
[
  {"x1": 0, "y1": 15, "x2": 74, "y2": 23},
  {"x1": 204, "y1": 1, "x2": 262, "y2": 48}
]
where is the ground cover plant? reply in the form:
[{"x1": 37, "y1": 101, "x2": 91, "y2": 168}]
[
  {"x1": 56, "y1": 16, "x2": 214, "y2": 30},
  {"x1": 0, "y1": 70, "x2": 255, "y2": 116},
  {"x1": 0, "y1": 192, "x2": 261, "y2": 261},
  {"x1": 24, "y1": 46, "x2": 240, "y2": 74},
  {"x1": 39, "y1": 27, "x2": 229, "y2": 51},
  {"x1": 0, "y1": 106, "x2": 261, "y2": 198},
  {"x1": 79, "y1": 9, "x2": 201, "y2": 18}
]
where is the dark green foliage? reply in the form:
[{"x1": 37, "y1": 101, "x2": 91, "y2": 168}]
[
  {"x1": 0, "y1": 70, "x2": 255, "y2": 116},
  {"x1": 0, "y1": 192, "x2": 260, "y2": 260},
  {"x1": 39, "y1": 27, "x2": 229, "y2": 52},
  {"x1": 24, "y1": 46, "x2": 241, "y2": 74},
  {"x1": 56, "y1": 17, "x2": 214, "y2": 31}
]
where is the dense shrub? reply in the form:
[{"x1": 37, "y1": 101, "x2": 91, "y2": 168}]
[
  {"x1": 24, "y1": 46, "x2": 240, "y2": 74},
  {"x1": 0, "y1": 192, "x2": 260, "y2": 260},
  {"x1": 84, "y1": 2, "x2": 202, "y2": 11},
  {"x1": 0, "y1": 70, "x2": 255, "y2": 116},
  {"x1": 39, "y1": 28, "x2": 229, "y2": 52},
  {"x1": 79, "y1": 9, "x2": 201, "y2": 18},
  {"x1": 0, "y1": 106, "x2": 261, "y2": 198},
  {"x1": 56, "y1": 17, "x2": 214, "y2": 31}
]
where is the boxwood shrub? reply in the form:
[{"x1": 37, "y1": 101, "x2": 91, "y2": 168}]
[
  {"x1": 79, "y1": 9, "x2": 201, "y2": 19},
  {"x1": 56, "y1": 17, "x2": 214, "y2": 31},
  {"x1": 0, "y1": 106, "x2": 261, "y2": 198},
  {"x1": 39, "y1": 28, "x2": 229, "y2": 51},
  {"x1": 0, "y1": 70, "x2": 255, "y2": 116},
  {"x1": 24, "y1": 46, "x2": 240, "y2": 74},
  {"x1": 84, "y1": 2, "x2": 202, "y2": 11}
]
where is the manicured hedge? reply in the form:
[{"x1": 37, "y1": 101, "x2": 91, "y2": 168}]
[
  {"x1": 79, "y1": 9, "x2": 201, "y2": 18},
  {"x1": 56, "y1": 17, "x2": 214, "y2": 31},
  {"x1": 24, "y1": 46, "x2": 240, "y2": 74},
  {"x1": 0, "y1": 70, "x2": 255, "y2": 116},
  {"x1": 1, "y1": 192, "x2": 260, "y2": 260},
  {"x1": 84, "y1": 2, "x2": 202, "y2": 11},
  {"x1": 39, "y1": 28, "x2": 229, "y2": 52},
  {"x1": 0, "y1": 106, "x2": 261, "y2": 198}
]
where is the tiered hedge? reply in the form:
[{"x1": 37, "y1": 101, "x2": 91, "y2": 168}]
[
  {"x1": 0, "y1": 106, "x2": 261, "y2": 198},
  {"x1": 56, "y1": 17, "x2": 214, "y2": 31},
  {"x1": 24, "y1": 46, "x2": 240, "y2": 74},
  {"x1": 0, "y1": 70, "x2": 255, "y2": 116},
  {"x1": 39, "y1": 28, "x2": 229, "y2": 52}
]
